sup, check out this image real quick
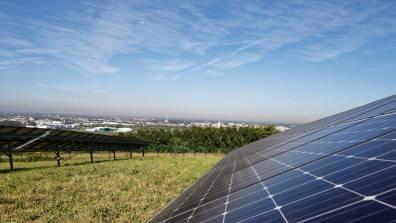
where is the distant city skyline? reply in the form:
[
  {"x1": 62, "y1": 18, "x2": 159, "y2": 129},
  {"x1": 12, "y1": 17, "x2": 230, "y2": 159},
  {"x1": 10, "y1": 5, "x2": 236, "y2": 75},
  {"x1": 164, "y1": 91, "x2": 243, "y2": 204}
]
[
  {"x1": 1, "y1": 1, "x2": 396, "y2": 123},
  {"x1": 0, "y1": 110, "x2": 295, "y2": 125}
]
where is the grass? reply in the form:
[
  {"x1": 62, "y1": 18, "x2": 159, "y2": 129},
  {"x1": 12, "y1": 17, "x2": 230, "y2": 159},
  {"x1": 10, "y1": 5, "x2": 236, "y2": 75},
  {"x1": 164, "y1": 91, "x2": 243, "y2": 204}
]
[{"x1": 0, "y1": 152, "x2": 222, "y2": 222}]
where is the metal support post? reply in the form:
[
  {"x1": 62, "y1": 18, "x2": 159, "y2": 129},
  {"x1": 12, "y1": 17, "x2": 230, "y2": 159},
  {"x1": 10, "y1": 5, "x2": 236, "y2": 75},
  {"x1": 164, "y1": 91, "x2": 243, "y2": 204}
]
[
  {"x1": 90, "y1": 151, "x2": 93, "y2": 163},
  {"x1": 56, "y1": 145, "x2": 61, "y2": 167},
  {"x1": 7, "y1": 141, "x2": 14, "y2": 171}
]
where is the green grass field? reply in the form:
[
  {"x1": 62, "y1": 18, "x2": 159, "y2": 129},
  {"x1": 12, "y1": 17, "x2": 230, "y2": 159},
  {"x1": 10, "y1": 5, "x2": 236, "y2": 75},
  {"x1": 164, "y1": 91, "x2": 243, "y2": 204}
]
[{"x1": 0, "y1": 152, "x2": 222, "y2": 222}]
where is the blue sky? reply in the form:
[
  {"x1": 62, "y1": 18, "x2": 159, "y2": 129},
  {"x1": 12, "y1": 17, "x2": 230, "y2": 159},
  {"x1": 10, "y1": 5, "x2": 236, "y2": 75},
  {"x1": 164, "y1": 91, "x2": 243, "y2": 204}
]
[{"x1": 1, "y1": 0, "x2": 396, "y2": 123}]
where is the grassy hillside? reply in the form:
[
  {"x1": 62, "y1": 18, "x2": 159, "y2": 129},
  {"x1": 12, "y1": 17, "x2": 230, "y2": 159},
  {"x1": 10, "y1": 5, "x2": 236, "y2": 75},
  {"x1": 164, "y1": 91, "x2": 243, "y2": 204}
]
[{"x1": 0, "y1": 153, "x2": 222, "y2": 222}]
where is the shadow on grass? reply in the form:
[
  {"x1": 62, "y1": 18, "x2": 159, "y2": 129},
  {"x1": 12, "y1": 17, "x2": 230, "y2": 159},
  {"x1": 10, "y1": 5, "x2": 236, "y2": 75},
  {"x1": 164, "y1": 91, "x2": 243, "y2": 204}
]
[{"x1": 0, "y1": 157, "x2": 145, "y2": 173}]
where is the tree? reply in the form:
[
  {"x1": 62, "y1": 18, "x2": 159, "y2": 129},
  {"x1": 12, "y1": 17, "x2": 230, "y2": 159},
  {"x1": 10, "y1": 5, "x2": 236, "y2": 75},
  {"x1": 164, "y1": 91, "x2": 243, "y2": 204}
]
[{"x1": 121, "y1": 126, "x2": 279, "y2": 154}]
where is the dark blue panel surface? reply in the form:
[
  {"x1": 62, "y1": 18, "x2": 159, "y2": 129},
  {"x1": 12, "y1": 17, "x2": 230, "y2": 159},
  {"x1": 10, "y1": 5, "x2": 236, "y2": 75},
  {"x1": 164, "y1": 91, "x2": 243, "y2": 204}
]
[
  {"x1": 274, "y1": 180, "x2": 333, "y2": 206},
  {"x1": 324, "y1": 160, "x2": 393, "y2": 184},
  {"x1": 238, "y1": 210, "x2": 285, "y2": 223},
  {"x1": 304, "y1": 201, "x2": 396, "y2": 223},
  {"x1": 229, "y1": 183, "x2": 264, "y2": 202},
  {"x1": 344, "y1": 166, "x2": 396, "y2": 196},
  {"x1": 266, "y1": 170, "x2": 315, "y2": 194},
  {"x1": 378, "y1": 151, "x2": 396, "y2": 161},
  {"x1": 224, "y1": 198, "x2": 275, "y2": 223},
  {"x1": 300, "y1": 156, "x2": 365, "y2": 177},
  {"x1": 338, "y1": 139, "x2": 395, "y2": 158},
  {"x1": 377, "y1": 190, "x2": 396, "y2": 207},
  {"x1": 282, "y1": 188, "x2": 361, "y2": 222},
  {"x1": 227, "y1": 189, "x2": 267, "y2": 211}
]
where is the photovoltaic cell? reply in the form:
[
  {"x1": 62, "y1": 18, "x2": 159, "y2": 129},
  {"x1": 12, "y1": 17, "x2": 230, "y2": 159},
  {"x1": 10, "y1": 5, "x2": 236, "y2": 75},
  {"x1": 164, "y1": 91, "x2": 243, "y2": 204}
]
[{"x1": 149, "y1": 95, "x2": 396, "y2": 223}]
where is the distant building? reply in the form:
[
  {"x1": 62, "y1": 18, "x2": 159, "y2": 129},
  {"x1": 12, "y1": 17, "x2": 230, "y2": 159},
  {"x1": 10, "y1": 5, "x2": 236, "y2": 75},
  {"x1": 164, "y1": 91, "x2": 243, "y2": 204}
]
[
  {"x1": 86, "y1": 127, "x2": 132, "y2": 133},
  {"x1": 275, "y1": 125, "x2": 290, "y2": 132}
]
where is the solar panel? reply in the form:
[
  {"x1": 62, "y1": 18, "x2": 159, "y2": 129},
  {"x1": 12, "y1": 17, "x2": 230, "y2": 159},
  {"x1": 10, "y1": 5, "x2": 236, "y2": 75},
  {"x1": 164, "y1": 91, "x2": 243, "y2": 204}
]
[
  {"x1": 0, "y1": 126, "x2": 148, "y2": 152},
  {"x1": 0, "y1": 126, "x2": 150, "y2": 170},
  {"x1": 149, "y1": 95, "x2": 396, "y2": 223}
]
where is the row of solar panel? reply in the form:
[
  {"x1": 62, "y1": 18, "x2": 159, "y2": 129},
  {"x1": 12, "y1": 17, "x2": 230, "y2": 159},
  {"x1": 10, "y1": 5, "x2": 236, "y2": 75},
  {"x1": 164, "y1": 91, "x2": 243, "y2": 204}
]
[{"x1": 0, "y1": 126, "x2": 149, "y2": 153}]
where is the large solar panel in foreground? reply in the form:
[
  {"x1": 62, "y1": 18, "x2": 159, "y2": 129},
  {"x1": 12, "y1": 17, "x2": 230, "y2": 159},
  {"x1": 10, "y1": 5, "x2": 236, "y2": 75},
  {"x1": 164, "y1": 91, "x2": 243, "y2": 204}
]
[{"x1": 150, "y1": 95, "x2": 396, "y2": 223}]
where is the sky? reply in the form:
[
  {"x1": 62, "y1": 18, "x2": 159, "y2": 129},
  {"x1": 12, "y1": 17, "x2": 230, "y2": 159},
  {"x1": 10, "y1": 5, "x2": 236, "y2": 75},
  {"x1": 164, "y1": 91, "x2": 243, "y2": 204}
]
[{"x1": 0, "y1": 0, "x2": 396, "y2": 123}]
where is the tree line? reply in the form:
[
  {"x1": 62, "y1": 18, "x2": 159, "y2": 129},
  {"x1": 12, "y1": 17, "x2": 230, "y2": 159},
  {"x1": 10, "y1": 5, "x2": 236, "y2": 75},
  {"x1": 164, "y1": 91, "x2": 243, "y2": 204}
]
[{"x1": 119, "y1": 126, "x2": 279, "y2": 154}]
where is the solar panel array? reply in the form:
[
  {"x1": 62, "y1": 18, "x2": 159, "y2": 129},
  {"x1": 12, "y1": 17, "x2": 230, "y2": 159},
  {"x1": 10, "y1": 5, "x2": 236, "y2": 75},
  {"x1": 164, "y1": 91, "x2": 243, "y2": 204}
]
[
  {"x1": 0, "y1": 126, "x2": 149, "y2": 170},
  {"x1": 150, "y1": 94, "x2": 396, "y2": 223},
  {"x1": 0, "y1": 126, "x2": 148, "y2": 152}
]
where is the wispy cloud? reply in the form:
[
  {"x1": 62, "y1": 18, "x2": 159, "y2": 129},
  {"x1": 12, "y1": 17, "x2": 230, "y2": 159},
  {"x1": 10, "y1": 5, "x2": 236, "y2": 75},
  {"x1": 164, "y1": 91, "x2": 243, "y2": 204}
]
[
  {"x1": 162, "y1": 0, "x2": 396, "y2": 79},
  {"x1": 143, "y1": 59, "x2": 195, "y2": 80},
  {"x1": 0, "y1": 0, "x2": 395, "y2": 77},
  {"x1": 0, "y1": 57, "x2": 44, "y2": 70},
  {"x1": 214, "y1": 53, "x2": 262, "y2": 70},
  {"x1": 205, "y1": 70, "x2": 224, "y2": 77},
  {"x1": 37, "y1": 83, "x2": 108, "y2": 96}
]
